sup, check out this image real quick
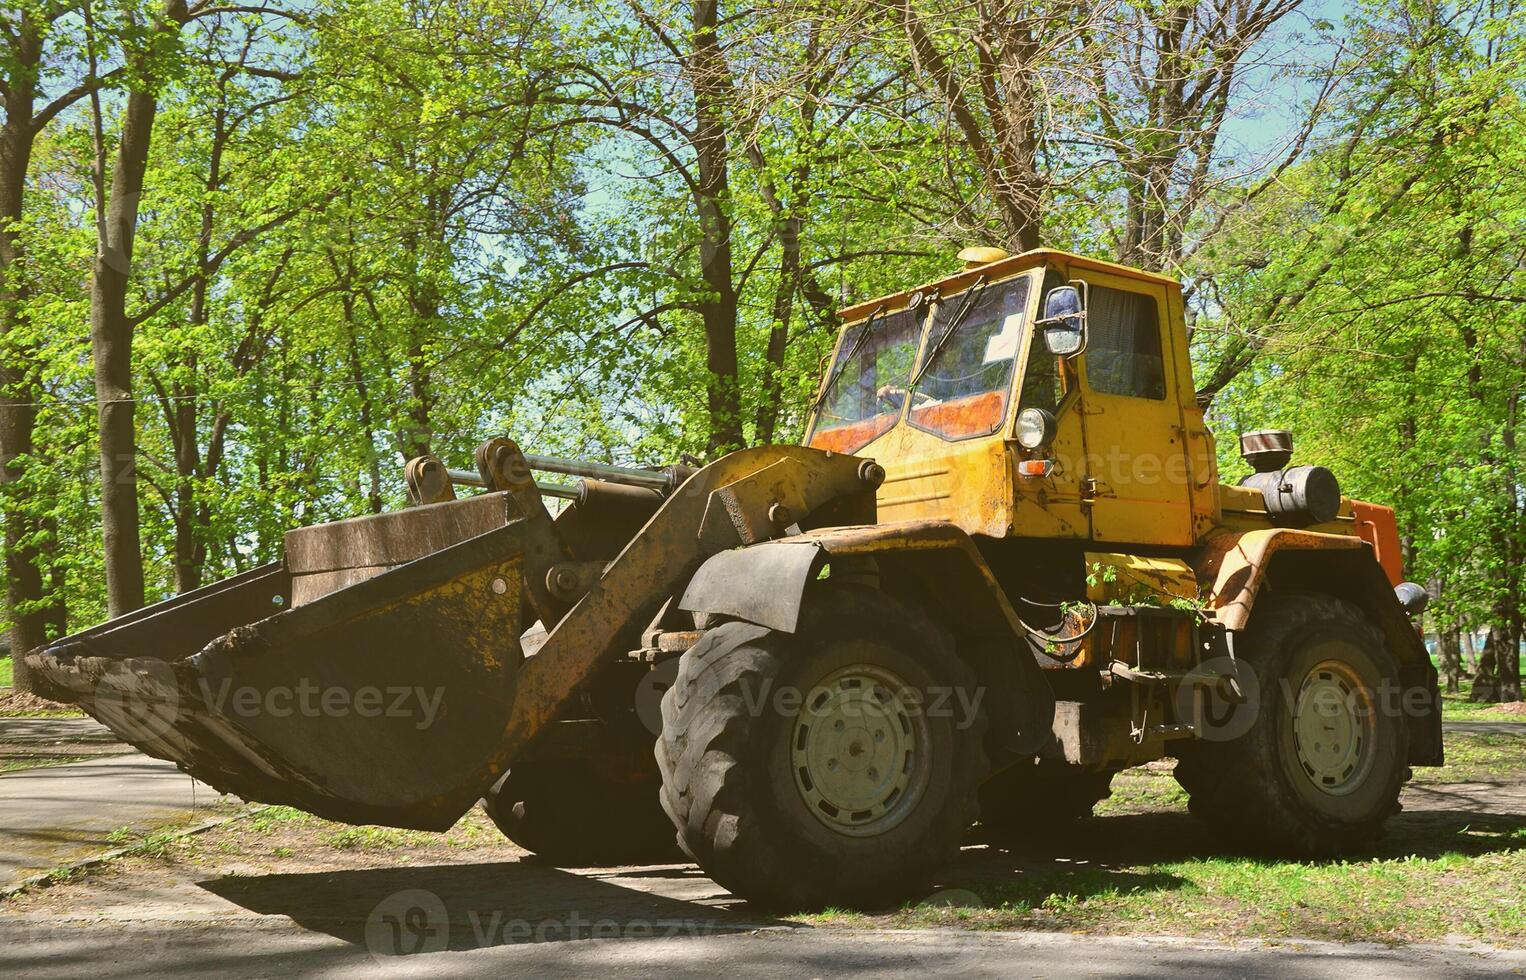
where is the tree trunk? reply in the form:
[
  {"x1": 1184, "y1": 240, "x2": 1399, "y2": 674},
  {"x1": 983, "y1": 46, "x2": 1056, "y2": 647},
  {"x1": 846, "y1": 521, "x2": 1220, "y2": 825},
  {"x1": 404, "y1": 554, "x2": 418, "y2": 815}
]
[
  {"x1": 1437, "y1": 628, "x2": 1462, "y2": 694},
  {"x1": 1496, "y1": 333, "x2": 1523, "y2": 702},
  {"x1": 342, "y1": 294, "x2": 384, "y2": 513},
  {"x1": 90, "y1": 0, "x2": 192, "y2": 615},
  {"x1": 91, "y1": 85, "x2": 159, "y2": 617},
  {"x1": 753, "y1": 213, "x2": 801, "y2": 446},
  {"x1": 172, "y1": 385, "x2": 200, "y2": 594},
  {"x1": 690, "y1": 0, "x2": 742, "y2": 453},
  {"x1": 0, "y1": 27, "x2": 48, "y2": 690},
  {"x1": 1470, "y1": 624, "x2": 1506, "y2": 703}
]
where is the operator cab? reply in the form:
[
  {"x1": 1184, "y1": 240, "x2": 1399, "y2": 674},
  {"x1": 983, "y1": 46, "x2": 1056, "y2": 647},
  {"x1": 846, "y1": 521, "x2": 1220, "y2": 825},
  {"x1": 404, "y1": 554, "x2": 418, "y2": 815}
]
[{"x1": 803, "y1": 248, "x2": 1219, "y2": 547}]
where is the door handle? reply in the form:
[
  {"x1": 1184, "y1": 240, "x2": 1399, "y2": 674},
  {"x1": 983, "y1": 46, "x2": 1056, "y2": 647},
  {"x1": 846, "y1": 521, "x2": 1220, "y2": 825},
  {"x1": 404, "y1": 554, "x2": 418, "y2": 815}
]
[{"x1": 1081, "y1": 477, "x2": 1111, "y2": 501}]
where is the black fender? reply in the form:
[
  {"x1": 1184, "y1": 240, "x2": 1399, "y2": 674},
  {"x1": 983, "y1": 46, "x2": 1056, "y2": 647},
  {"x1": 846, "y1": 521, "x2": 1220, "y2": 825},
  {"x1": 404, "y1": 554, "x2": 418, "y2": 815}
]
[{"x1": 680, "y1": 520, "x2": 1055, "y2": 758}]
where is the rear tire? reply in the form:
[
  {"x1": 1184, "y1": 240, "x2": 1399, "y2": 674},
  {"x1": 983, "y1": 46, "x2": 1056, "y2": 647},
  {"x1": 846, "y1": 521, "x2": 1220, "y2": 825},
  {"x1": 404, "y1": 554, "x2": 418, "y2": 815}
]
[
  {"x1": 1173, "y1": 594, "x2": 1407, "y2": 855},
  {"x1": 484, "y1": 761, "x2": 680, "y2": 866},
  {"x1": 978, "y1": 761, "x2": 1115, "y2": 835},
  {"x1": 655, "y1": 585, "x2": 988, "y2": 910}
]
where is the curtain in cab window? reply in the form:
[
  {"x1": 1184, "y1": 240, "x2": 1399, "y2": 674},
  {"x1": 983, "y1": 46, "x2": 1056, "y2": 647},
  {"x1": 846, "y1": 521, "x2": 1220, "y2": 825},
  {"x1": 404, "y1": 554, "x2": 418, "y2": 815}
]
[{"x1": 1084, "y1": 287, "x2": 1166, "y2": 400}]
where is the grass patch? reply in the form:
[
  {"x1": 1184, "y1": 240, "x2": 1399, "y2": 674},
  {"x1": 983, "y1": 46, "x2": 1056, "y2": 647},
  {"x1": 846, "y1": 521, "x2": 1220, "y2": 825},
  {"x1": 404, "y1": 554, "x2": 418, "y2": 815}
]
[
  {"x1": 1414, "y1": 731, "x2": 1526, "y2": 783},
  {"x1": 807, "y1": 824, "x2": 1526, "y2": 945},
  {"x1": 104, "y1": 824, "x2": 194, "y2": 861},
  {"x1": 1095, "y1": 765, "x2": 1188, "y2": 815},
  {"x1": 321, "y1": 825, "x2": 437, "y2": 851},
  {"x1": 1434, "y1": 654, "x2": 1525, "y2": 721},
  {"x1": 0, "y1": 656, "x2": 10, "y2": 688}
]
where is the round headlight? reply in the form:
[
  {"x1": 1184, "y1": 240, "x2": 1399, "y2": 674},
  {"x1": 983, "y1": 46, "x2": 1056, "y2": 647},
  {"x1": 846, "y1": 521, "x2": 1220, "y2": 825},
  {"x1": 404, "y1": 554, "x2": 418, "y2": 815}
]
[{"x1": 1016, "y1": 408, "x2": 1056, "y2": 450}]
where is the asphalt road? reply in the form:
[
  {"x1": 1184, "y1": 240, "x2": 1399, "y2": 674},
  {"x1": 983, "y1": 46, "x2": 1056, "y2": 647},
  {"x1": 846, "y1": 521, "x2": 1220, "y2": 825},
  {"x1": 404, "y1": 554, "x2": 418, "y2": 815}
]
[
  {"x1": 0, "y1": 753, "x2": 226, "y2": 888},
  {"x1": 0, "y1": 717, "x2": 121, "y2": 745},
  {"x1": 1, "y1": 918, "x2": 1522, "y2": 977}
]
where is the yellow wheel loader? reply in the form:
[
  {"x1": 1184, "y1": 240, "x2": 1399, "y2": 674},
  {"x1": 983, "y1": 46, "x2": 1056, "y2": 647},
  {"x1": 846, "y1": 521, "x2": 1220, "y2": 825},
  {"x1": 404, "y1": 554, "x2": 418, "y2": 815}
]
[{"x1": 26, "y1": 247, "x2": 1442, "y2": 911}]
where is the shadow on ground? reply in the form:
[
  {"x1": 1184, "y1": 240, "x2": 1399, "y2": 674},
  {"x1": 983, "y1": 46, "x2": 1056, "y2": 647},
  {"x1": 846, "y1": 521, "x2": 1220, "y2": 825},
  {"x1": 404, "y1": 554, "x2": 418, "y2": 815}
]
[
  {"x1": 193, "y1": 799, "x2": 1524, "y2": 956},
  {"x1": 201, "y1": 860, "x2": 782, "y2": 955}
]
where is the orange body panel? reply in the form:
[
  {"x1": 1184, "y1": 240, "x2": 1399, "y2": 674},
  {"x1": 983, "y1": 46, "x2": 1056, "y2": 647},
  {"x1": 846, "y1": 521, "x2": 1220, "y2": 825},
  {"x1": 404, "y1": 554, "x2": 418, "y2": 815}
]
[{"x1": 1352, "y1": 500, "x2": 1404, "y2": 587}]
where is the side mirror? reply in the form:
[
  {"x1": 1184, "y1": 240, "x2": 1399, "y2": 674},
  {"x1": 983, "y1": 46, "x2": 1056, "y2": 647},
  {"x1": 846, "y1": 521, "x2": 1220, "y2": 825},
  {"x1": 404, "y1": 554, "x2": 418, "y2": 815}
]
[{"x1": 1039, "y1": 282, "x2": 1087, "y2": 357}]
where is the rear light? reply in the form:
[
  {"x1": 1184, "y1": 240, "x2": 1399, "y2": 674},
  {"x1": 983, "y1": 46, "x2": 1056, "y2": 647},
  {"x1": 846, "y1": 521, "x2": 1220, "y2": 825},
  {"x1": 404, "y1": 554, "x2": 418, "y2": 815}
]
[{"x1": 1017, "y1": 458, "x2": 1054, "y2": 478}]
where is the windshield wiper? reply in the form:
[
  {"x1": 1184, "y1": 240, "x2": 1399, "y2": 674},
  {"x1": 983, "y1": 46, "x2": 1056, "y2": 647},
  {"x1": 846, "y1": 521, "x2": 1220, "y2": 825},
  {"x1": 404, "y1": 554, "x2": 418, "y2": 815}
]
[
  {"x1": 811, "y1": 304, "x2": 886, "y2": 416},
  {"x1": 911, "y1": 276, "x2": 988, "y2": 387}
]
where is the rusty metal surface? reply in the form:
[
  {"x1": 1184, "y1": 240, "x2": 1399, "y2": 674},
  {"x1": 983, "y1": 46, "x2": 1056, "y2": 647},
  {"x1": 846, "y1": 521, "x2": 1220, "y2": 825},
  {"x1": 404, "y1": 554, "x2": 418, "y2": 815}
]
[
  {"x1": 285, "y1": 492, "x2": 515, "y2": 606},
  {"x1": 1196, "y1": 527, "x2": 1364, "y2": 632},
  {"x1": 285, "y1": 492, "x2": 512, "y2": 577},
  {"x1": 475, "y1": 438, "x2": 574, "y2": 628},
  {"x1": 553, "y1": 482, "x2": 662, "y2": 563},
  {"x1": 499, "y1": 446, "x2": 875, "y2": 763},
  {"x1": 26, "y1": 524, "x2": 528, "y2": 829},
  {"x1": 404, "y1": 455, "x2": 457, "y2": 505},
  {"x1": 27, "y1": 564, "x2": 290, "y2": 684}
]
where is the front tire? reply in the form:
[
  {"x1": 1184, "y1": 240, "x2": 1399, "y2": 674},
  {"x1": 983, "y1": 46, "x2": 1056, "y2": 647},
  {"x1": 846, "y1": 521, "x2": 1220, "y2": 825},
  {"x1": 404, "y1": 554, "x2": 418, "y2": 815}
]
[
  {"x1": 655, "y1": 585, "x2": 988, "y2": 910},
  {"x1": 1174, "y1": 594, "x2": 1407, "y2": 855}
]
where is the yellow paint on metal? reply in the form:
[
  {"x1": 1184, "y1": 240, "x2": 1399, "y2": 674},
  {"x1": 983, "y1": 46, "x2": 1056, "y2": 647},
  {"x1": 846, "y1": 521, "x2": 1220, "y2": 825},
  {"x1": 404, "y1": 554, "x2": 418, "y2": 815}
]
[
  {"x1": 869, "y1": 425, "x2": 1013, "y2": 537},
  {"x1": 1197, "y1": 527, "x2": 1365, "y2": 631},
  {"x1": 1085, "y1": 552, "x2": 1199, "y2": 606},
  {"x1": 812, "y1": 246, "x2": 1384, "y2": 631},
  {"x1": 958, "y1": 245, "x2": 1012, "y2": 268}
]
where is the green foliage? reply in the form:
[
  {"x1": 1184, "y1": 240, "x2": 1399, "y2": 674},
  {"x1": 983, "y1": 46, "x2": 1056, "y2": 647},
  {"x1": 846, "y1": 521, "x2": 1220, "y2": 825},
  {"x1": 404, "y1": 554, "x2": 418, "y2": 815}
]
[
  {"x1": 1194, "y1": 0, "x2": 1526, "y2": 678},
  {"x1": 0, "y1": 0, "x2": 1522, "y2": 668}
]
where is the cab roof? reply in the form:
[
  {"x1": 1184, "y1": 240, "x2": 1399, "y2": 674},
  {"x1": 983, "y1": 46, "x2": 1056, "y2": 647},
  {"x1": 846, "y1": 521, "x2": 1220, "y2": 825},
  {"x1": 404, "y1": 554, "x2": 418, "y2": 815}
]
[{"x1": 836, "y1": 248, "x2": 1182, "y2": 322}]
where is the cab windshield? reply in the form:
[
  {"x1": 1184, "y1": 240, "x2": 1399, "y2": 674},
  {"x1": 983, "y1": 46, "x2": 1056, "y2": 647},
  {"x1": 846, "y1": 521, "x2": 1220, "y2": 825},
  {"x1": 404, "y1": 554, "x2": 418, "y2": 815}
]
[
  {"x1": 908, "y1": 275, "x2": 1032, "y2": 440},
  {"x1": 807, "y1": 306, "x2": 923, "y2": 454}
]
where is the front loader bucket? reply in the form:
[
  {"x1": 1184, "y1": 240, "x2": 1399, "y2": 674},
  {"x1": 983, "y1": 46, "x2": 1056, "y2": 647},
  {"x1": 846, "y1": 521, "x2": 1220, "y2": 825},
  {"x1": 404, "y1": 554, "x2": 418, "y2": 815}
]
[
  {"x1": 27, "y1": 442, "x2": 881, "y2": 833},
  {"x1": 25, "y1": 493, "x2": 529, "y2": 830}
]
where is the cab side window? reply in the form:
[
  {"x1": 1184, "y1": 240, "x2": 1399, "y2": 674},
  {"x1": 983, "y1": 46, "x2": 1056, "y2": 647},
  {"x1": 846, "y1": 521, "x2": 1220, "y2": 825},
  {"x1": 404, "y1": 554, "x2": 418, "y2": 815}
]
[{"x1": 1084, "y1": 287, "x2": 1166, "y2": 400}]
